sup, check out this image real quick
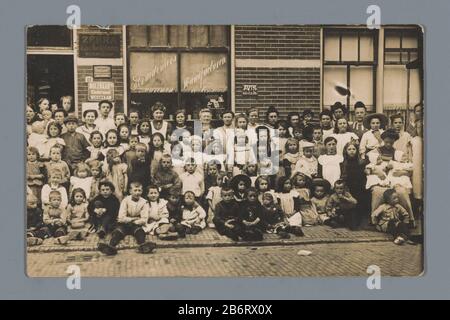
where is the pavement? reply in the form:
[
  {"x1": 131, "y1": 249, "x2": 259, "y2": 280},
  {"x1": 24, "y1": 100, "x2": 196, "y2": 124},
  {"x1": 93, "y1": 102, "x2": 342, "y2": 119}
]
[
  {"x1": 27, "y1": 218, "x2": 423, "y2": 253},
  {"x1": 27, "y1": 242, "x2": 424, "y2": 277}
]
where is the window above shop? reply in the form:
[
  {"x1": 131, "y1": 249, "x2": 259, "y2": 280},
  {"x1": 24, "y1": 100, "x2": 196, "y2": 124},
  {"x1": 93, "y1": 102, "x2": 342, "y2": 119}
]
[
  {"x1": 27, "y1": 26, "x2": 73, "y2": 48},
  {"x1": 384, "y1": 28, "x2": 421, "y2": 65},
  {"x1": 128, "y1": 25, "x2": 229, "y2": 48}
]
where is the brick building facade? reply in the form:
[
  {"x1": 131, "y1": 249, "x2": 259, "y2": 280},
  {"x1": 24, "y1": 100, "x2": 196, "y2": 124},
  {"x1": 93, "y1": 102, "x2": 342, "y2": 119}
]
[{"x1": 26, "y1": 25, "x2": 423, "y2": 122}]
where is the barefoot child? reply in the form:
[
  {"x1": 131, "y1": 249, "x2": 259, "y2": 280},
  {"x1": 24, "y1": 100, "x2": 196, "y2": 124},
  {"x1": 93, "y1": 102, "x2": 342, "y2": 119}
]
[{"x1": 42, "y1": 190, "x2": 69, "y2": 244}]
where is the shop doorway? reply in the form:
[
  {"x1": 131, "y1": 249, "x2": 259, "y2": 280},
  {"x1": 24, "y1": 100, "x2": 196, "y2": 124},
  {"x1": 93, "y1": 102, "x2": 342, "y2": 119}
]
[{"x1": 27, "y1": 55, "x2": 74, "y2": 108}]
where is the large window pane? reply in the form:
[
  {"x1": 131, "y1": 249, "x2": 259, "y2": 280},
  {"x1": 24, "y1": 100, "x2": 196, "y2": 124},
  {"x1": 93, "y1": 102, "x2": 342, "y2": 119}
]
[
  {"x1": 169, "y1": 25, "x2": 188, "y2": 47},
  {"x1": 324, "y1": 34, "x2": 340, "y2": 61},
  {"x1": 210, "y1": 25, "x2": 227, "y2": 47},
  {"x1": 189, "y1": 26, "x2": 209, "y2": 47},
  {"x1": 129, "y1": 52, "x2": 178, "y2": 93},
  {"x1": 181, "y1": 53, "x2": 228, "y2": 92},
  {"x1": 128, "y1": 26, "x2": 147, "y2": 47},
  {"x1": 402, "y1": 32, "x2": 419, "y2": 48},
  {"x1": 341, "y1": 34, "x2": 358, "y2": 61},
  {"x1": 350, "y1": 66, "x2": 373, "y2": 111},
  {"x1": 384, "y1": 66, "x2": 408, "y2": 108},
  {"x1": 323, "y1": 66, "x2": 347, "y2": 108},
  {"x1": 385, "y1": 34, "x2": 400, "y2": 48},
  {"x1": 360, "y1": 34, "x2": 374, "y2": 61},
  {"x1": 149, "y1": 25, "x2": 168, "y2": 46}
]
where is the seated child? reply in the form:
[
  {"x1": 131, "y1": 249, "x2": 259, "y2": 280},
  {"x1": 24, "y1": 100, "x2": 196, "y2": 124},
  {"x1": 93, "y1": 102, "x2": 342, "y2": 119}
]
[
  {"x1": 41, "y1": 169, "x2": 68, "y2": 209},
  {"x1": 293, "y1": 141, "x2": 318, "y2": 178},
  {"x1": 213, "y1": 188, "x2": 244, "y2": 241},
  {"x1": 230, "y1": 174, "x2": 252, "y2": 205},
  {"x1": 144, "y1": 185, "x2": 176, "y2": 241},
  {"x1": 87, "y1": 181, "x2": 120, "y2": 239},
  {"x1": 98, "y1": 181, "x2": 156, "y2": 256},
  {"x1": 66, "y1": 188, "x2": 90, "y2": 241},
  {"x1": 292, "y1": 172, "x2": 320, "y2": 226},
  {"x1": 44, "y1": 146, "x2": 70, "y2": 190},
  {"x1": 178, "y1": 191, "x2": 207, "y2": 236},
  {"x1": 87, "y1": 160, "x2": 104, "y2": 201},
  {"x1": 206, "y1": 172, "x2": 227, "y2": 228},
  {"x1": 239, "y1": 188, "x2": 266, "y2": 241},
  {"x1": 166, "y1": 189, "x2": 184, "y2": 237},
  {"x1": 261, "y1": 192, "x2": 304, "y2": 239},
  {"x1": 311, "y1": 178, "x2": 331, "y2": 224},
  {"x1": 255, "y1": 175, "x2": 277, "y2": 205},
  {"x1": 152, "y1": 154, "x2": 182, "y2": 199},
  {"x1": 26, "y1": 194, "x2": 46, "y2": 246},
  {"x1": 276, "y1": 177, "x2": 304, "y2": 231},
  {"x1": 325, "y1": 180, "x2": 358, "y2": 230},
  {"x1": 42, "y1": 190, "x2": 69, "y2": 244},
  {"x1": 371, "y1": 189, "x2": 412, "y2": 245}
]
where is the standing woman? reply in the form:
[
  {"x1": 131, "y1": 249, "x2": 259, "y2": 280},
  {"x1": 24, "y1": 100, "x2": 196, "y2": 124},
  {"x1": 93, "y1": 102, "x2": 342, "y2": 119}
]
[
  {"x1": 149, "y1": 102, "x2": 172, "y2": 141},
  {"x1": 408, "y1": 103, "x2": 424, "y2": 217},
  {"x1": 37, "y1": 98, "x2": 50, "y2": 119},
  {"x1": 265, "y1": 106, "x2": 279, "y2": 132},
  {"x1": 390, "y1": 113, "x2": 412, "y2": 161},
  {"x1": 76, "y1": 109, "x2": 100, "y2": 144},
  {"x1": 330, "y1": 102, "x2": 349, "y2": 122},
  {"x1": 173, "y1": 109, "x2": 193, "y2": 134},
  {"x1": 287, "y1": 112, "x2": 302, "y2": 136},
  {"x1": 198, "y1": 107, "x2": 215, "y2": 151},
  {"x1": 60, "y1": 96, "x2": 74, "y2": 114},
  {"x1": 26, "y1": 104, "x2": 40, "y2": 137}
]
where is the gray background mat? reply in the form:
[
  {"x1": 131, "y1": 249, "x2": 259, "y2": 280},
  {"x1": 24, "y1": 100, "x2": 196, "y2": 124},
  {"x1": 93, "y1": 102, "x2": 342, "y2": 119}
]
[{"x1": 0, "y1": 0, "x2": 448, "y2": 299}]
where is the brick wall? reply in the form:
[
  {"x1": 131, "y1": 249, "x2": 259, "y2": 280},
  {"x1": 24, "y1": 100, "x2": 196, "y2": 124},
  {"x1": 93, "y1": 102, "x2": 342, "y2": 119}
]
[
  {"x1": 76, "y1": 26, "x2": 124, "y2": 118},
  {"x1": 234, "y1": 25, "x2": 321, "y2": 120},
  {"x1": 235, "y1": 25, "x2": 320, "y2": 60}
]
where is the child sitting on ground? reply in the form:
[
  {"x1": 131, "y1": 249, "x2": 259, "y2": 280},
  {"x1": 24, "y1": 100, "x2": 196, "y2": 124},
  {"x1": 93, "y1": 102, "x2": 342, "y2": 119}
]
[
  {"x1": 87, "y1": 181, "x2": 120, "y2": 239},
  {"x1": 371, "y1": 189, "x2": 412, "y2": 245},
  {"x1": 98, "y1": 181, "x2": 156, "y2": 256},
  {"x1": 144, "y1": 185, "x2": 176, "y2": 241},
  {"x1": 43, "y1": 190, "x2": 69, "y2": 245},
  {"x1": 70, "y1": 162, "x2": 94, "y2": 200},
  {"x1": 26, "y1": 194, "x2": 46, "y2": 246},
  {"x1": 311, "y1": 178, "x2": 331, "y2": 224},
  {"x1": 179, "y1": 158, "x2": 205, "y2": 201},
  {"x1": 276, "y1": 177, "x2": 304, "y2": 234},
  {"x1": 178, "y1": 191, "x2": 207, "y2": 237},
  {"x1": 166, "y1": 189, "x2": 184, "y2": 237},
  {"x1": 325, "y1": 180, "x2": 358, "y2": 230},
  {"x1": 213, "y1": 188, "x2": 244, "y2": 241},
  {"x1": 260, "y1": 192, "x2": 293, "y2": 239},
  {"x1": 292, "y1": 172, "x2": 320, "y2": 226},
  {"x1": 239, "y1": 188, "x2": 267, "y2": 241}
]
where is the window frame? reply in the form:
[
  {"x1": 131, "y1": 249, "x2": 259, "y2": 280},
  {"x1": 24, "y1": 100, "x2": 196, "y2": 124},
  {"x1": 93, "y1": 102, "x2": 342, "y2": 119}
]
[
  {"x1": 322, "y1": 28, "x2": 379, "y2": 113},
  {"x1": 126, "y1": 25, "x2": 231, "y2": 118}
]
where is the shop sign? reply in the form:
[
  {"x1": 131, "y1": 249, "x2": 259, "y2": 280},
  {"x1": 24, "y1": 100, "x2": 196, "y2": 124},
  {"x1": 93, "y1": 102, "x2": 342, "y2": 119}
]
[{"x1": 88, "y1": 81, "x2": 114, "y2": 101}]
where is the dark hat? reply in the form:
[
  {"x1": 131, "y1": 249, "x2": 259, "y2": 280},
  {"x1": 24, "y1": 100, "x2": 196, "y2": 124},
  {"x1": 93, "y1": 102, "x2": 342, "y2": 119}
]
[
  {"x1": 64, "y1": 114, "x2": 79, "y2": 124},
  {"x1": 380, "y1": 128, "x2": 400, "y2": 141},
  {"x1": 230, "y1": 174, "x2": 252, "y2": 191},
  {"x1": 311, "y1": 178, "x2": 331, "y2": 192},
  {"x1": 363, "y1": 113, "x2": 388, "y2": 129},
  {"x1": 331, "y1": 102, "x2": 348, "y2": 114}
]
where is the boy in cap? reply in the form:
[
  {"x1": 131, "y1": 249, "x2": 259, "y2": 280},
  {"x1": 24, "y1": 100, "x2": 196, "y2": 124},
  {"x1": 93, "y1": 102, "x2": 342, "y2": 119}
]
[{"x1": 61, "y1": 115, "x2": 90, "y2": 171}]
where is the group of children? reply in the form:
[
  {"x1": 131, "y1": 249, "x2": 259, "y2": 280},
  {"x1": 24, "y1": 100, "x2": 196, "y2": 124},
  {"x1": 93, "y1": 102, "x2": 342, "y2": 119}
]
[{"x1": 26, "y1": 99, "x2": 421, "y2": 255}]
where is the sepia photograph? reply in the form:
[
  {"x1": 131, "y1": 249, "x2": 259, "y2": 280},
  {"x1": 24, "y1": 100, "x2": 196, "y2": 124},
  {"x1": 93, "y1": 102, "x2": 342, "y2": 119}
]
[{"x1": 25, "y1": 24, "x2": 424, "y2": 277}]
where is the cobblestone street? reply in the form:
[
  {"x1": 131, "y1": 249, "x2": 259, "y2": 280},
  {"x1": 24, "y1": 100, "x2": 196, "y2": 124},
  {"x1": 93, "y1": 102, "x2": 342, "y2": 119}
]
[{"x1": 27, "y1": 242, "x2": 423, "y2": 277}]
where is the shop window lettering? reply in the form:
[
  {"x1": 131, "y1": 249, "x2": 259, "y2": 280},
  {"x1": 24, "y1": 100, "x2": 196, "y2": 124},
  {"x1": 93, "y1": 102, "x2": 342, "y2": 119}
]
[
  {"x1": 132, "y1": 56, "x2": 177, "y2": 88},
  {"x1": 183, "y1": 57, "x2": 227, "y2": 91}
]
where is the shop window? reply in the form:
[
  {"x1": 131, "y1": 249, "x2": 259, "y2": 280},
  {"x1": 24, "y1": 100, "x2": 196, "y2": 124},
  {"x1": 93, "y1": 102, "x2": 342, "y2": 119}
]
[
  {"x1": 323, "y1": 29, "x2": 378, "y2": 115},
  {"x1": 127, "y1": 25, "x2": 230, "y2": 119},
  {"x1": 383, "y1": 28, "x2": 423, "y2": 115},
  {"x1": 27, "y1": 26, "x2": 72, "y2": 48}
]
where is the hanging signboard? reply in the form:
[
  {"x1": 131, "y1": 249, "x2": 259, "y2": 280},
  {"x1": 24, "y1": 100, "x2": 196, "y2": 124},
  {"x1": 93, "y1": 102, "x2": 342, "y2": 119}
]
[{"x1": 88, "y1": 81, "x2": 115, "y2": 101}]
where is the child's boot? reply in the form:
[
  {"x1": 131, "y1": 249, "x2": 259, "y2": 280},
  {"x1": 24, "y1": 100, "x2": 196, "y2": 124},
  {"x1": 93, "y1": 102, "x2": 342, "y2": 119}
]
[
  {"x1": 27, "y1": 237, "x2": 43, "y2": 246},
  {"x1": 138, "y1": 241, "x2": 156, "y2": 254},
  {"x1": 98, "y1": 242, "x2": 118, "y2": 256}
]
